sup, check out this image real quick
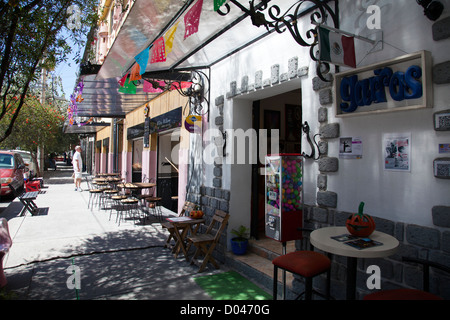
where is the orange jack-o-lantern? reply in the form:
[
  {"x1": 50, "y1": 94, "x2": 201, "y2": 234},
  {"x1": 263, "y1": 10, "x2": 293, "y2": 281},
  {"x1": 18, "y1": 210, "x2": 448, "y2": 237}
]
[
  {"x1": 346, "y1": 202, "x2": 376, "y2": 237},
  {"x1": 190, "y1": 210, "x2": 204, "y2": 219}
]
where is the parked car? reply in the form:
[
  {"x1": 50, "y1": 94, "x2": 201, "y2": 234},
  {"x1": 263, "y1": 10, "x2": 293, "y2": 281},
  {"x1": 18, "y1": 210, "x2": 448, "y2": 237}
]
[
  {"x1": 11, "y1": 150, "x2": 39, "y2": 179},
  {"x1": 0, "y1": 151, "x2": 26, "y2": 198}
]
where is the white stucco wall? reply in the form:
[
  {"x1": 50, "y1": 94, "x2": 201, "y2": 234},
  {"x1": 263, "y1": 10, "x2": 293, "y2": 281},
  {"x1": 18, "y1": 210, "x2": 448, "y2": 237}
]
[
  {"x1": 201, "y1": 0, "x2": 450, "y2": 234},
  {"x1": 331, "y1": 0, "x2": 450, "y2": 226}
]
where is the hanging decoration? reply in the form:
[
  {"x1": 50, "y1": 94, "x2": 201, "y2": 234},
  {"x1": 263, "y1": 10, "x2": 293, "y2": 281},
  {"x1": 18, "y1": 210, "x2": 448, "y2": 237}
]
[
  {"x1": 164, "y1": 22, "x2": 179, "y2": 57},
  {"x1": 134, "y1": 47, "x2": 150, "y2": 75},
  {"x1": 129, "y1": 63, "x2": 142, "y2": 81},
  {"x1": 143, "y1": 80, "x2": 165, "y2": 93},
  {"x1": 67, "y1": 81, "x2": 84, "y2": 127},
  {"x1": 118, "y1": 72, "x2": 129, "y2": 87},
  {"x1": 184, "y1": 0, "x2": 203, "y2": 39},
  {"x1": 150, "y1": 37, "x2": 167, "y2": 63},
  {"x1": 118, "y1": 77, "x2": 137, "y2": 94}
]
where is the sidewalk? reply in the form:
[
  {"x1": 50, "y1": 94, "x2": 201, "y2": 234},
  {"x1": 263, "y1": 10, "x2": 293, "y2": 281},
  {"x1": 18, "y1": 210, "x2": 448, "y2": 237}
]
[{"x1": 1, "y1": 164, "x2": 226, "y2": 300}]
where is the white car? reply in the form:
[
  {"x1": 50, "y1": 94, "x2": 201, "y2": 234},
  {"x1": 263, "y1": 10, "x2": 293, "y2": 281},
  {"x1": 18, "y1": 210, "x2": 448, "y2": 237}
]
[{"x1": 10, "y1": 150, "x2": 39, "y2": 179}]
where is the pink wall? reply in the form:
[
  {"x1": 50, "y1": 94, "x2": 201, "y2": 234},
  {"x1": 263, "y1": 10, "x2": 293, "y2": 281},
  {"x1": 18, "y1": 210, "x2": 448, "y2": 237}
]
[
  {"x1": 122, "y1": 151, "x2": 132, "y2": 182},
  {"x1": 94, "y1": 153, "x2": 100, "y2": 174},
  {"x1": 108, "y1": 153, "x2": 114, "y2": 173}
]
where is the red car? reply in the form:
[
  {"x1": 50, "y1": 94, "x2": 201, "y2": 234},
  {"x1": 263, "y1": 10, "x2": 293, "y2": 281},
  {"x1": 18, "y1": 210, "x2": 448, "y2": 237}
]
[{"x1": 0, "y1": 151, "x2": 26, "y2": 198}]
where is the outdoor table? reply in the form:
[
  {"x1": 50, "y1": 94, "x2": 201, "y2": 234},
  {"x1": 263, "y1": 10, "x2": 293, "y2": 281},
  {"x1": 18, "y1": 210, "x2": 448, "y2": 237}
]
[
  {"x1": 310, "y1": 226, "x2": 399, "y2": 300},
  {"x1": 166, "y1": 216, "x2": 205, "y2": 261},
  {"x1": 96, "y1": 173, "x2": 121, "y2": 177}
]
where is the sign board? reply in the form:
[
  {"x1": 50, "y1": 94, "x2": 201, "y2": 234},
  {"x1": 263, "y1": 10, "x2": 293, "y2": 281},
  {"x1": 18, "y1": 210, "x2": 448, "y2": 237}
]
[
  {"x1": 149, "y1": 107, "x2": 182, "y2": 134},
  {"x1": 184, "y1": 115, "x2": 202, "y2": 133},
  {"x1": 144, "y1": 117, "x2": 150, "y2": 148},
  {"x1": 334, "y1": 51, "x2": 432, "y2": 117}
]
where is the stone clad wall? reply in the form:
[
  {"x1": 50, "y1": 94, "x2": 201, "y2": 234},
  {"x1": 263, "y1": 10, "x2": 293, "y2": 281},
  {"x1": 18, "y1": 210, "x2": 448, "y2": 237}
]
[{"x1": 299, "y1": 70, "x2": 450, "y2": 300}]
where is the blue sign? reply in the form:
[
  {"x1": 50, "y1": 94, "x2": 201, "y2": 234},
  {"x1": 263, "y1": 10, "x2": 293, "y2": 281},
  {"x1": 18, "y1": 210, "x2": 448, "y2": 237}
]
[{"x1": 340, "y1": 65, "x2": 423, "y2": 113}]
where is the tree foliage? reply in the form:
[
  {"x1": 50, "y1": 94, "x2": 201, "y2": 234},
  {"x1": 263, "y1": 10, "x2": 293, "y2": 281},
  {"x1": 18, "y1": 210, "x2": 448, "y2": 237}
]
[{"x1": 0, "y1": 0, "x2": 99, "y2": 143}]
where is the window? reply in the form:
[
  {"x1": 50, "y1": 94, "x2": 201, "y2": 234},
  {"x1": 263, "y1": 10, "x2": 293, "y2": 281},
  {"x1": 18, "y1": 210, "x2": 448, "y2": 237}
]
[{"x1": 0, "y1": 154, "x2": 14, "y2": 169}]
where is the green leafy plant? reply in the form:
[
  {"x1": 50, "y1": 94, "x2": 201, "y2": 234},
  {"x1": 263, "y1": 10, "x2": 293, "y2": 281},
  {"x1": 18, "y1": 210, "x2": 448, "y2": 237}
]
[{"x1": 231, "y1": 225, "x2": 250, "y2": 241}]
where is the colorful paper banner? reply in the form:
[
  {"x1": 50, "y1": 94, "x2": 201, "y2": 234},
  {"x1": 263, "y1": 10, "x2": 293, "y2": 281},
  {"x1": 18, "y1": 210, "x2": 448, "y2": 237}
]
[
  {"x1": 164, "y1": 22, "x2": 179, "y2": 57},
  {"x1": 129, "y1": 63, "x2": 142, "y2": 81},
  {"x1": 134, "y1": 47, "x2": 150, "y2": 75},
  {"x1": 184, "y1": 0, "x2": 203, "y2": 39},
  {"x1": 151, "y1": 37, "x2": 167, "y2": 63}
]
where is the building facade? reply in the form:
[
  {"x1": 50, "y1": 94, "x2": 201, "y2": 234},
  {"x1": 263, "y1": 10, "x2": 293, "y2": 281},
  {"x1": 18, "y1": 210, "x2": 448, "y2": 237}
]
[{"x1": 72, "y1": 0, "x2": 450, "y2": 299}]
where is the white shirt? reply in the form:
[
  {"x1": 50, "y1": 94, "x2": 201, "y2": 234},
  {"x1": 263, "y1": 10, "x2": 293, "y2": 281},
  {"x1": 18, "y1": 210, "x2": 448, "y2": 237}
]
[{"x1": 73, "y1": 151, "x2": 82, "y2": 173}]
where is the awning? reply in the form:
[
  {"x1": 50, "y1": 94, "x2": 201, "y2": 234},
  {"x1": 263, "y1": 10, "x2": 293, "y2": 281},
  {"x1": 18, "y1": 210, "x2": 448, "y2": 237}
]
[
  {"x1": 75, "y1": 0, "x2": 323, "y2": 120},
  {"x1": 63, "y1": 121, "x2": 111, "y2": 134},
  {"x1": 97, "y1": 0, "x2": 317, "y2": 80},
  {"x1": 74, "y1": 74, "x2": 162, "y2": 118}
]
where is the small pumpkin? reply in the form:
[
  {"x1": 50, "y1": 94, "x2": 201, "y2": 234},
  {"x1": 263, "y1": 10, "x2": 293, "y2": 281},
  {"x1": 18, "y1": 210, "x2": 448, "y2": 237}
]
[
  {"x1": 346, "y1": 202, "x2": 376, "y2": 237},
  {"x1": 190, "y1": 209, "x2": 204, "y2": 219}
]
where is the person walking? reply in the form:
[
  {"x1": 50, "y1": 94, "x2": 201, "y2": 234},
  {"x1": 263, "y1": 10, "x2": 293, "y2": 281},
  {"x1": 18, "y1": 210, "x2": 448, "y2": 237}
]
[{"x1": 73, "y1": 146, "x2": 83, "y2": 191}]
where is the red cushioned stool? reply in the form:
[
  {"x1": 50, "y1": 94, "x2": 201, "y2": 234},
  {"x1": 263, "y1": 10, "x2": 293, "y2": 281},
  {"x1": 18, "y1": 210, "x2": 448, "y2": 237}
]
[{"x1": 273, "y1": 250, "x2": 331, "y2": 300}]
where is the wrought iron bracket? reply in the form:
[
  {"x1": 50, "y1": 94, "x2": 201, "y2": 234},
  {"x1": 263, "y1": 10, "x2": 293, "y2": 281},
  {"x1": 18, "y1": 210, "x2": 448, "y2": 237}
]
[
  {"x1": 301, "y1": 121, "x2": 321, "y2": 160},
  {"x1": 217, "y1": 0, "x2": 338, "y2": 82},
  {"x1": 140, "y1": 69, "x2": 210, "y2": 117}
]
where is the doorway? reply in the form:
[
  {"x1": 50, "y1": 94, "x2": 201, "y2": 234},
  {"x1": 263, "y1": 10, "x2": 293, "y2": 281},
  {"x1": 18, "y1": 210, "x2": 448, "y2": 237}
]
[
  {"x1": 250, "y1": 89, "x2": 302, "y2": 239},
  {"x1": 157, "y1": 129, "x2": 180, "y2": 210}
]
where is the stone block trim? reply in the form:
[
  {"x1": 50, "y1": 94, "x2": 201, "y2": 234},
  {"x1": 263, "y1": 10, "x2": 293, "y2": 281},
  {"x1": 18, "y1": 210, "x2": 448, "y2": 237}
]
[
  {"x1": 433, "y1": 61, "x2": 450, "y2": 84},
  {"x1": 300, "y1": 204, "x2": 450, "y2": 300},
  {"x1": 433, "y1": 16, "x2": 450, "y2": 41},
  {"x1": 432, "y1": 206, "x2": 450, "y2": 228},
  {"x1": 318, "y1": 157, "x2": 339, "y2": 172},
  {"x1": 320, "y1": 123, "x2": 340, "y2": 139},
  {"x1": 316, "y1": 191, "x2": 338, "y2": 208},
  {"x1": 406, "y1": 224, "x2": 441, "y2": 249},
  {"x1": 226, "y1": 57, "x2": 309, "y2": 99}
]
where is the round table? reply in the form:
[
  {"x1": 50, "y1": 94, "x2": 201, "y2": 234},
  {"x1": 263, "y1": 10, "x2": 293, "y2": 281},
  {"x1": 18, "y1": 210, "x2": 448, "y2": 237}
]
[{"x1": 310, "y1": 226, "x2": 399, "y2": 300}]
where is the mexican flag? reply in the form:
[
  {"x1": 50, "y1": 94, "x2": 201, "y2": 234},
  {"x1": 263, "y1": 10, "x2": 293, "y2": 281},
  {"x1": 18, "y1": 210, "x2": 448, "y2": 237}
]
[{"x1": 318, "y1": 26, "x2": 356, "y2": 68}]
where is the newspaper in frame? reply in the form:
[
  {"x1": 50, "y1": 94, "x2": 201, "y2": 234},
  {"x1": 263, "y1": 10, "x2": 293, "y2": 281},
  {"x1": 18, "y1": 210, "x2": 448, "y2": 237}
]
[{"x1": 383, "y1": 133, "x2": 411, "y2": 172}]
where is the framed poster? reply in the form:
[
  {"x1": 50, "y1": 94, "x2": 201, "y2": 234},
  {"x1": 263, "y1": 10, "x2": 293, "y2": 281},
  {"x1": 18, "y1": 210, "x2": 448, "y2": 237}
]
[{"x1": 383, "y1": 133, "x2": 411, "y2": 172}]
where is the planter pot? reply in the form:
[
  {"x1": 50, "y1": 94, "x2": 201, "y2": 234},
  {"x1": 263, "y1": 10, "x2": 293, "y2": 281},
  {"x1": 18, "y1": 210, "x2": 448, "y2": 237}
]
[{"x1": 230, "y1": 238, "x2": 249, "y2": 255}]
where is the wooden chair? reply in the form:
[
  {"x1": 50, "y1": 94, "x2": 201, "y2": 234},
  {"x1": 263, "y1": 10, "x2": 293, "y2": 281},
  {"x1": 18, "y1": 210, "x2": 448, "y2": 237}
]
[
  {"x1": 161, "y1": 201, "x2": 196, "y2": 250},
  {"x1": 187, "y1": 210, "x2": 230, "y2": 273}
]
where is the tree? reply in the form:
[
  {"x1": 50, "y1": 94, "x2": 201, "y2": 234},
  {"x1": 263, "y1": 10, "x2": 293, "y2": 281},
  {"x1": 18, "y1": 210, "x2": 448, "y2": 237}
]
[{"x1": 0, "y1": 0, "x2": 98, "y2": 143}]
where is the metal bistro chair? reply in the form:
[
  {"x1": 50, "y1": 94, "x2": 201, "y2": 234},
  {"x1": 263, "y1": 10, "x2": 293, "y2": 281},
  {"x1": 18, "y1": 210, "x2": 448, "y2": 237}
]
[
  {"x1": 117, "y1": 197, "x2": 140, "y2": 226},
  {"x1": 109, "y1": 194, "x2": 128, "y2": 222},
  {"x1": 272, "y1": 228, "x2": 332, "y2": 300},
  {"x1": 86, "y1": 177, "x2": 102, "y2": 209}
]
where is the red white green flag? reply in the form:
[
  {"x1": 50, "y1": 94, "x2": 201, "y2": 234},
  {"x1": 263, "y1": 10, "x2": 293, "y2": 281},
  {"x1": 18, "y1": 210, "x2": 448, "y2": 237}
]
[{"x1": 318, "y1": 26, "x2": 356, "y2": 68}]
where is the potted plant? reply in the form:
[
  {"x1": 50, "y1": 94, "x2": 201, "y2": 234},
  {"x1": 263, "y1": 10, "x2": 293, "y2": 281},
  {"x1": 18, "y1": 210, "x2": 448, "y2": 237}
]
[{"x1": 230, "y1": 225, "x2": 250, "y2": 255}]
